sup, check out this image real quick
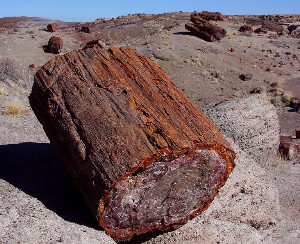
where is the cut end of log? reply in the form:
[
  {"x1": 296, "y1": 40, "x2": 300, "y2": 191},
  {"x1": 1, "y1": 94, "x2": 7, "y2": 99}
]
[{"x1": 98, "y1": 149, "x2": 232, "y2": 241}]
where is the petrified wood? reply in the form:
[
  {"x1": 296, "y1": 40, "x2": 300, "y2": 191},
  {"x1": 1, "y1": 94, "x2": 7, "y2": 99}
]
[
  {"x1": 29, "y1": 45, "x2": 235, "y2": 241},
  {"x1": 43, "y1": 36, "x2": 63, "y2": 54},
  {"x1": 198, "y1": 11, "x2": 225, "y2": 21},
  {"x1": 185, "y1": 14, "x2": 226, "y2": 42}
]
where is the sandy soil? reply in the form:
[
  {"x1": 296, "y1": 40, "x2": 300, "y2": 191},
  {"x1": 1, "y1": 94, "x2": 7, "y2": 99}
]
[{"x1": 0, "y1": 13, "x2": 300, "y2": 243}]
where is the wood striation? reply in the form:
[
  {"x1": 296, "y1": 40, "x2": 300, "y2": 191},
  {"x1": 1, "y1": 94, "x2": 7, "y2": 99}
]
[{"x1": 29, "y1": 45, "x2": 235, "y2": 241}]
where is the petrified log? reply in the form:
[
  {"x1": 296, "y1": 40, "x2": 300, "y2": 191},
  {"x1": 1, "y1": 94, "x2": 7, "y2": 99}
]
[
  {"x1": 47, "y1": 22, "x2": 59, "y2": 32},
  {"x1": 185, "y1": 14, "x2": 226, "y2": 42},
  {"x1": 43, "y1": 36, "x2": 63, "y2": 54},
  {"x1": 29, "y1": 45, "x2": 235, "y2": 241},
  {"x1": 198, "y1": 11, "x2": 225, "y2": 21}
]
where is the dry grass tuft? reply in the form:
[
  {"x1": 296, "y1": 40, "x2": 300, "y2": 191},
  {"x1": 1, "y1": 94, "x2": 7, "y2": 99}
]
[
  {"x1": 282, "y1": 91, "x2": 294, "y2": 103},
  {"x1": 0, "y1": 87, "x2": 5, "y2": 95},
  {"x1": 275, "y1": 152, "x2": 290, "y2": 167},
  {"x1": 3, "y1": 101, "x2": 25, "y2": 115},
  {"x1": 274, "y1": 80, "x2": 284, "y2": 90}
]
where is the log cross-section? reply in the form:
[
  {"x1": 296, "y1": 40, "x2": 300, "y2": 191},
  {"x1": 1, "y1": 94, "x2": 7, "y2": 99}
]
[{"x1": 29, "y1": 45, "x2": 235, "y2": 241}]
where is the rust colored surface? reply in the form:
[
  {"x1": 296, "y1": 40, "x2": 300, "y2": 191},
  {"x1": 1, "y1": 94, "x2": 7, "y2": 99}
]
[
  {"x1": 185, "y1": 14, "x2": 226, "y2": 42},
  {"x1": 47, "y1": 22, "x2": 59, "y2": 32},
  {"x1": 29, "y1": 45, "x2": 235, "y2": 241},
  {"x1": 238, "y1": 25, "x2": 254, "y2": 33},
  {"x1": 43, "y1": 36, "x2": 63, "y2": 54},
  {"x1": 198, "y1": 11, "x2": 225, "y2": 21}
]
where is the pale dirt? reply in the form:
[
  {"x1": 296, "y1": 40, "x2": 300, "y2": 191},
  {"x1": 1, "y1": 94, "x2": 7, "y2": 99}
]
[{"x1": 0, "y1": 13, "x2": 300, "y2": 243}]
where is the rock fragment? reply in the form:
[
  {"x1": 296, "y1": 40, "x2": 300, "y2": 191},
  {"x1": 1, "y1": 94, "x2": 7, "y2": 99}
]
[{"x1": 239, "y1": 73, "x2": 253, "y2": 81}]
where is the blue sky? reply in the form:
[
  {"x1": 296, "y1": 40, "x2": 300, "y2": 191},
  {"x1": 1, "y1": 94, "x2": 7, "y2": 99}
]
[{"x1": 0, "y1": 0, "x2": 299, "y2": 22}]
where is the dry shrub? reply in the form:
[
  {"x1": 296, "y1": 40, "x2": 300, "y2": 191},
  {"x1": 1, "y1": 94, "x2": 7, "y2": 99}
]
[
  {"x1": 275, "y1": 152, "x2": 290, "y2": 167},
  {"x1": 0, "y1": 87, "x2": 4, "y2": 95},
  {"x1": 282, "y1": 91, "x2": 294, "y2": 103},
  {"x1": 4, "y1": 101, "x2": 25, "y2": 115},
  {"x1": 274, "y1": 80, "x2": 284, "y2": 90}
]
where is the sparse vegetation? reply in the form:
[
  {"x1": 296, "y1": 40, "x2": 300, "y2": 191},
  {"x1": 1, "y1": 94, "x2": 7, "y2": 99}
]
[
  {"x1": 3, "y1": 101, "x2": 25, "y2": 115},
  {"x1": 274, "y1": 80, "x2": 284, "y2": 90},
  {"x1": 282, "y1": 90, "x2": 294, "y2": 103},
  {"x1": 275, "y1": 152, "x2": 290, "y2": 167},
  {"x1": 0, "y1": 87, "x2": 5, "y2": 95}
]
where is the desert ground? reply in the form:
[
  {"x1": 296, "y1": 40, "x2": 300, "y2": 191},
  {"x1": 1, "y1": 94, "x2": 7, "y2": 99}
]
[{"x1": 0, "y1": 12, "x2": 300, "y2": 243}]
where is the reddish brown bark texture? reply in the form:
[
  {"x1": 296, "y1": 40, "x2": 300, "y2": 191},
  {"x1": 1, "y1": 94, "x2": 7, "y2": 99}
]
[
  {"x1": 29, "y1": 45, "x2": 235, "y2": 241},
  {"x1": 185, "y1": 14, "x2": 226, "y2": 42}
]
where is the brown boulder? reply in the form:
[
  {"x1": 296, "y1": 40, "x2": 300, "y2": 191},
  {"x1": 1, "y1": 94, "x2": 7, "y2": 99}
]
[
  {"x1": 84, "y1": 39, "x2": 106, "y2": 49},
  {"x1": 47, "y1": 22, "x2": 59, "y2": 32},
  {"x1": 238, "y1": 25, "x2": 253, "y2": 33},
  {"x1": 288, "y1": 25, "x2": 297, "y2": 34},
  {"x1": 29, "y1": 46, "x2": 235, "y2": 241},
  {"x1": 80, "y1": 26, "x2": 90, "y2": 33},
  {"x1": 43, "y1": 36, "x2": 63, "y2": 54},
  {"x1": 185, "y1": 14, "x2": 226, "y2": 42}
]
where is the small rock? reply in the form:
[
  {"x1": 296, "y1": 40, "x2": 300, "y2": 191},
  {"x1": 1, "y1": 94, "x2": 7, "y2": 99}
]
[
  {"x1": 280, "y1": 134, "x2": 293, "y2": 143},
  {"x1": 84, "y1": 40, "x2": 106, "y2": 49},
  {"x1": 80, "y1": 26, "x2": 90, "y2": 33},
  {"x1": 250, "y1": 87, "x2": 263, "y2": 94},
  {"x1": 289, "y1": 97, "x2": 300, "y2": 112},
  {"x1": 229, "y1": 47, "x2": 235, "y2": 52},
  {"x1": 254, "y1": 27, "x2": 268, "y2": 34},
  {"x1": 239, "y1": 73, "x2": 253, "y2": 81},
  {"x1": 285, "y1": 52, "x2": 292, "y2": 55},
  {"x1": 238, "y1": 25, "x2": 253, "y2": 33},
  {"x1": 211, "y1": 71, "x2": 221, "y2": 79},
  {"x1": 28, "y1": 64, "x2": 35, "y2": 69}
]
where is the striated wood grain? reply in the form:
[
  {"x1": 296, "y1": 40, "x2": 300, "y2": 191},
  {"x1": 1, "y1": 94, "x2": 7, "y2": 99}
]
[{"x1": 29, "y1": 45, "x2": 235, "y2": 241}]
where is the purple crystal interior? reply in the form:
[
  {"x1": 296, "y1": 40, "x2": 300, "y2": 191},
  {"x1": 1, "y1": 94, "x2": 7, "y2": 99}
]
[{"x1": 102, "y1": 149, "x2": 226, "y2": 232}]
